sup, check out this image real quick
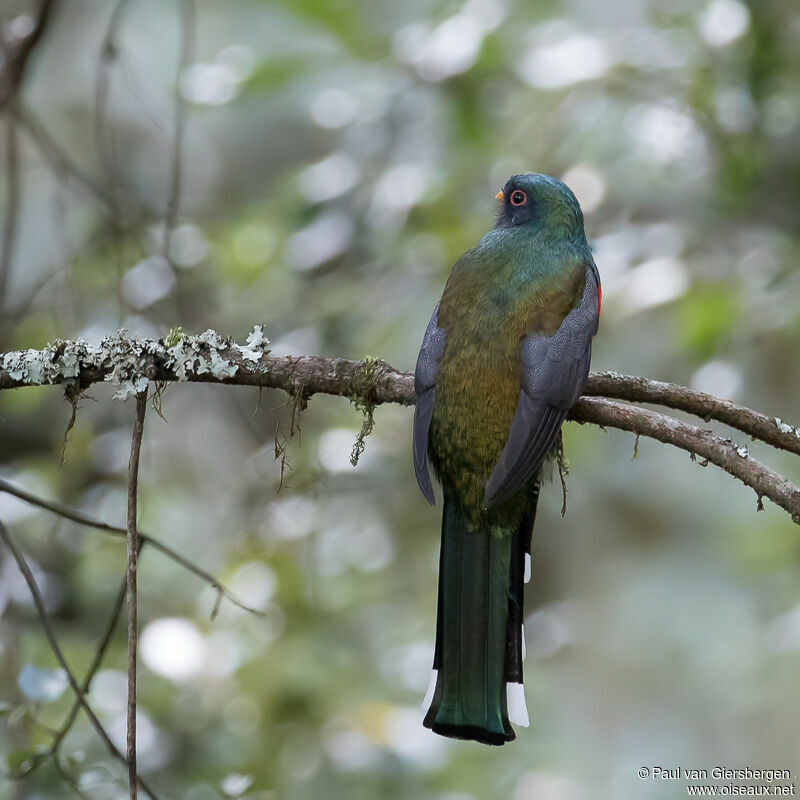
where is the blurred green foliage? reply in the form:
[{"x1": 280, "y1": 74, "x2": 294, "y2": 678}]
[{"x1": 1, "y1": 0, "x2": 800, "y2": 798}]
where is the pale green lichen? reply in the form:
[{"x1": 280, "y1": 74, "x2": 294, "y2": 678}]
[
  {"x1": 207, "y1": 350, "x2": 238, "y2": 379},
  {"x1": 164, "y1": 326, "x2": 184, "y2": 348},
  {"x1": 350, "y1": 355, "x2": 377, "y2": 467},
  {"x1": 235, "y1": 324, "x2": 270, "y2": 362},
  {"x1": 775, "y1": 417, "x2": 799, "y2": 437},
  {"x1": 113, "y1": 374, "x2": 149, "y2": 401},
  {"x1": 0, "y1": 326, "x2": 272, "y2": 400},
  {"x1": 2, "y1": 340, "x2": 100, "y2": 384},
  {"x1": 59, "y1": 349, "x2": 82, "y2": 379}
]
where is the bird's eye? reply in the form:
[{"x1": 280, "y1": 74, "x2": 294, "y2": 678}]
[{"x1": 510, "y1": 190, "x2": 527, "y2": 206}]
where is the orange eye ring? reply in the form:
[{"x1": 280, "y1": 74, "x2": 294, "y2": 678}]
[{"x1": 510, "y1": 189, "x2": 527, "y2": 207}]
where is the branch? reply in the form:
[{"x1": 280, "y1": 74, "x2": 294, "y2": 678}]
[
  {"x1": 0, "y1": 328, "x2": 412, "y2": 402},
  {"x1": 126, "y1": 390, "x2": 146, "y2": 800},
  {"x1": 584, "y1": 372, "x2": 800, "y2": 458},
  {"x1": 570, "y1": 398, "x2": 800, "y2": 524},
  {"x1": 0, "y1": 476, "x2": 265, "y2": 617},
  {"x1": 0, "y1": 330, "x2": 797, "y2": 523},
  {"x1": 0, "y1": 519, "x2": 160, "y2": 799}
]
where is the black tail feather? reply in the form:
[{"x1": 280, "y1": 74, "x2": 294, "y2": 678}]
[
  {"x1": 424, "y1": 481, "x2": 540, "y2": 745},
  {"x1": 505, "y1": 480, "x2": 539, "y2": 684}
]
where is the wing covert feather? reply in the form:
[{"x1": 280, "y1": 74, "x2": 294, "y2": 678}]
[
  {"x1": 484, "y1": 264, "x2": 600, "y2": 508},
  {"x1": 413, "y1": 304, "x2": 446, "y2": 505}
]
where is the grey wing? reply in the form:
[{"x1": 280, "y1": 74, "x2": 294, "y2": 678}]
[
  {"x1": 413, "y1": 303, "x2": 446, "y2": 505},
  {"x1": 484, "y1": 264, "x2": 600, "y2": 509}
]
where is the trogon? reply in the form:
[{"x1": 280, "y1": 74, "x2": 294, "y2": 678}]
[{"x1": 413, "y1": 173, "x2": 601, "y2": 745}]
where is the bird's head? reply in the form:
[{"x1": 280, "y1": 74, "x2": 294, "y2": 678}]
[{"x1": 494, "y1": 173, "x2": 585, "y2": 241}]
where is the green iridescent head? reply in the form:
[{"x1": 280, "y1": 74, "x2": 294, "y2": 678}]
[{"x1": 495, "y1": 173, "x2": 585, "y2": 241}]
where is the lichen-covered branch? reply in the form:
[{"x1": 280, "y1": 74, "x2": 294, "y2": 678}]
[
  {"x1": 0, "y1": 329, "x2": 798, "y2": 523},
  {"x1": 0, "y1": 327, "x2": 410, "y2": 402}
]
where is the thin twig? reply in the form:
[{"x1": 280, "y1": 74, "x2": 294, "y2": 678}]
[
  {"x1": 52, "y1": 755, "x2": 96, "y2": 800},
  {"x1": 0, "y1": 477, "x2": 265, "y2": 616},
  {"x1": 1, "y1": 248, "x2": 70, "y2": 333},
  {"x1": 0, "y1": 519, "x2": 160, "y2": 799},
  {"x1": 12, "y1": 101, "x2": 114, "y2": 209},
  {"x1": 161, "y1": 0, "x2": 194, "y2": 262},
  {"x1": 94, "y1": 0, "x2": 129, "y2": 200},
  {"x1": 0, "y1": 0, "x2": 53, "y2": 318},
  {"x1": 0, "y1": 0, "x2": 56, "y2": 109},
  {"x1": 0, "y1": 113, "x2": 20, "y2": 306},
  {"x1": 54, "y1": 568, "x2": 130, "y2": 751},
  {"x1": 94, "y1": 0, "x2": 130, "y2": 315},
  {"x1": 9, "y1": 565, "x2": 133, "y2": 782},
  {"x1": 126, "y1": 390, "x2": 146, "y2": 799}
]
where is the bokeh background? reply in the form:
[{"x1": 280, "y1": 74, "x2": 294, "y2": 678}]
[{"x1": 1, "y1": 0, "x2": 799, "y2": 798}]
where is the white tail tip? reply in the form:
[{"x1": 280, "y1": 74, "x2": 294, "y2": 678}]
[
  {"x1": 507, "y1": 681, "x2": 530, "y2": 727},
  {"x1": 524, "y1": 553, "x2": 532, "y2": 583},
  {"x1": 421, "y1": 669, "x2": 438, "y2": 711},
  {"x1": 521, "y1": 624, "x2": 526, "y2": 661}
]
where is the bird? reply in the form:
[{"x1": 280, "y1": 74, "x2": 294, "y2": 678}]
[{"x1": 413, "y1": 172, "x2": 600, "y2": 745}]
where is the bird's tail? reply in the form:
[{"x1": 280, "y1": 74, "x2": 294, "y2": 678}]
[{"x1": 422, "y1": 485, "x2": 538, "y2": 745}]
